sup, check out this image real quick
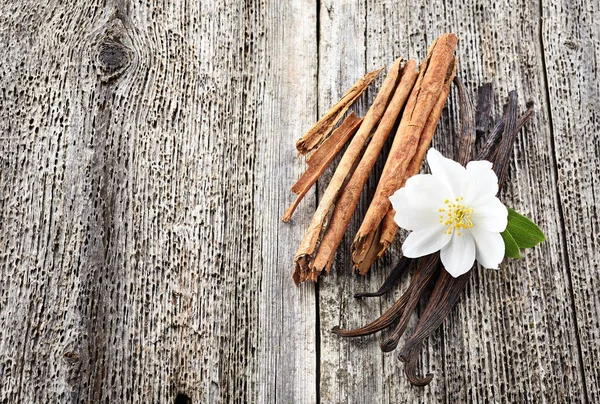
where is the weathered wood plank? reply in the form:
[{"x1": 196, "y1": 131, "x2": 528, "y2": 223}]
[
  {"x1": 317, "y1": 0, "x2": 593, "y2": 403},
  {"x1": 0, "y1": 0, "x2": 318, "y2": 402},
  {"x1": 315, "y1": 2, "x2": 384, "y2": 403},
  {"x1": 541, "y1": 0, "x2": 600, "y2": 401},
  {"x1": 317, "y1": 2, "x2": 447, "y2": 403},
  {"x1": 255, "y1": 1, "x2": 318, "y2": 403},
  {"x1": 432, "y1": 1, "x2": 588, "y2": 402}
]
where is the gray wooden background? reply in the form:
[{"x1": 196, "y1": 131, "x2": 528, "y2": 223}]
[{"x1": 0, "y1": 0, "x2": 598, "y2": 403}]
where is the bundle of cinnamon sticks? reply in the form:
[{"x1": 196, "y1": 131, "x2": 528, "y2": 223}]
[{"x1": 284, "y1": 34, "x2": 458, "y2": 285}]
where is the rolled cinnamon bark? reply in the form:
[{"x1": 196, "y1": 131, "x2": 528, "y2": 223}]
[
  {"x1": 352, "y1": 34, "x2": 458, "y2": 273},
  {"x1": 292, "y1": 58, "x2": 404, "y2": 285},
  {"x1": 310, "y1": 60, "x2": 419, "y2": 275},
  {"x1": 295, "y1": 67, "x2": 384, "y2": 155},
  {"x1": 376, "y1": 59, "x2": 457, "y2": 263},
  {"x1": 282, "y1": 113, "x2": 363, "y2": 222}
]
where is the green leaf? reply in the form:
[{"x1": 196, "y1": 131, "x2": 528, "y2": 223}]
[
  {"x1": 501, "y1": 230, "x2": 522, "y2": 259},
  {"x1": 506, "y1": 207, "x2": 546, "y2": 248}
]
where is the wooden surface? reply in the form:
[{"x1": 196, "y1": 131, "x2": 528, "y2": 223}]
[{"x1": 0, "y1": 0, "x2": 598, "y2": 403}]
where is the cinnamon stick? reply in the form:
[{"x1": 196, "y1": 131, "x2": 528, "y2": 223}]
[
  {"x1": 295, "y1": 67, "x2": 384, "y2": 155},
  {"x1": 351, "y1": 34, "x2": 458, "y2": 274},
  {"x1": 310, "y1": 60, "x2": 419, "y2": 274},
  {"x1": 377, "y1": 62, "x2": 457, "y2": 258},
  {"x1": 282, "y1": 113, "x2": 363, "y2": 222},
  {"x1": 292, "y1": 58, "x2": 404, "y2": 285},
  {"x1": 378, "y1": 208, "x2": 398, "y2": 257}
]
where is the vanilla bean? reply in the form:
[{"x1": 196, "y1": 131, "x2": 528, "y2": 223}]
[
  {"x1": 455, "y1": 78, "x2": 476, "y2": 163},
  {"x1": 398, "y1": 269, "x2": 471, "y2": 361},
  {"x1": 397, "y1": 91, "x2": 531, "y2": 383},
  {"x1": 395, "y1": 83, "x2": 486, "y2": 381},
  {"x1": 478, "y1": 101, "x2": 534, "y2": 162},
  {"x1": 520, "y1": 101, "x2": 535, "y2": 123},
  {"x1": 394, "y1": 80, "x2": 478, "y2": 361},
  {"x1": 336, "y1": 83, "x2": 535, "y2": 387},
  {"x1": 477, "y1": 112, "x2": 506, "y2": 160},
  {"x1": 475, "y1": 82, "x2": 494, "y2": 136},
  {"x1": 380, "y1": 254, "x2": 439, "y2": 352},
  {"x1": 379, "y1": 81, "x2": 472, "y2": 354},
  {"x1": 354, "y1": 257, "x2": 413, "y2": 299},
  {"x1": 333, "y1": 279, "x2": 416, "y2": 337},
  {"x1": 493, "y1": 91, "x2": 519, "y2": 190},
  {"x1": 401, "y1": 346, "x2": 434, "y2": 387}
]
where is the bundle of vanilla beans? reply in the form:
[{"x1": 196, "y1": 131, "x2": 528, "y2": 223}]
[
  {"x1": 333, "y1": 81, "x2": 533, "y2": 386},
  {"x1": 284, "y1": 34, "x2": 459, "y2": 284}
]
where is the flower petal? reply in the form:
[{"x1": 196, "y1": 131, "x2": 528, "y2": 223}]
[
  {"x1": 402, "y1": 224, "x2": 451, "y2": 258},
  {"x1": 471, "y1": 197, "x2": 508, "y2": 232},
  {"x1": 464, "y1": 160, "x2": 499, "y2": 205},
  {"x1": 440, "y1": 231, "x2": 476, "y2": 277},
  {"x1": 390, "y1": 188, "x2": 440, "y2": 231},
  {"x1": 426, "y1": 148, "x2": 468, "y2": 197},
  {"x1": 470, "y1": 226, "x2": 505, "y2": 269},
  {"x1": 404, "y1": 174, "x2": 452, "y2": 210}
]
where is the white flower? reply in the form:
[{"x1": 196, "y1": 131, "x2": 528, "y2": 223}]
[{"x1": 389, "y1": 148, "x2": 508, "y2": 277}]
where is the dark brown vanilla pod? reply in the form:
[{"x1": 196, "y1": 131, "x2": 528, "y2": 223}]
[
  {"x1": 477, "y1": 112, "x2": 506, "y2": 160},
  {"x1": 335, "y1": 80, "x2": 476, "y2": 342},
  {"x1": 354, "y1": 256, "x2": 413, "y2": 298},
  {"x1": 455, "y1": 77, "x2": 476, "y2": 163},
  {"x1": 475, "y1": 82, "x2": 494, "y2": 136},
  {"x1": 495, "y1": 91, "x2": 519, "y2": 189},
  {"x1": 398, "y1": 270, "x2": 471, "y2": 362},
  {"x1": 332, "y1": 277, "x2": 417, "y2": 337},
  {"x1": 396, "y1": 127, "x2": 500, "y2": 377},
  {"x1": 395, "y1": 79, "x2": 478, "y2": 376},
  {"x1": 477, "y1": 101, "x2": 534, "y2": 163},
  {"x1": 334, "y1": 255, "x2": 437, "y2": 341},
  {"x1": 402, "y1": 346, "x2": 434, "y2": 387},
  {"x1": 380, "y1": 254, "x2": 439, "y2": 352}
]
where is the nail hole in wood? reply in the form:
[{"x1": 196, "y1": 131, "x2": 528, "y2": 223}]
[{"x1": 175, "y1": 393, "x2": 191, "y2": 404}]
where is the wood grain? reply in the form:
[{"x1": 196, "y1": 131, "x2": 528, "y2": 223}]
[
  {"x1": 0, "y1": 0, "x2": 319, "y2": 402},
  {"x1": 0, "y1": 0, "x2": 598, "y2": 403},
  {"x1": 317, "y1": 2, "x2": 446, "y2": 403},
  {"x1": 256, "y1": 1, "x2": 318, "y2": 403},
  {"x1": 541, "y1": 0, "x2": 600, "y2": 401}
]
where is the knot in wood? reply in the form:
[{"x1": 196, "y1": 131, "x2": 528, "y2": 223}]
[{"x1": 96, "y1": 36, "x2": 132, "y2": 82}]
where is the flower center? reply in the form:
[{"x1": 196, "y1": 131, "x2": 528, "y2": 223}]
[{"x1": 438, "y1": 197, "x2": 474, "y2": 236}]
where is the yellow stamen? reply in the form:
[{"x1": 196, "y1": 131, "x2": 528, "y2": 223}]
[{"x1": 440, "y1": 196, "x2": 474, "y2": 236}]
